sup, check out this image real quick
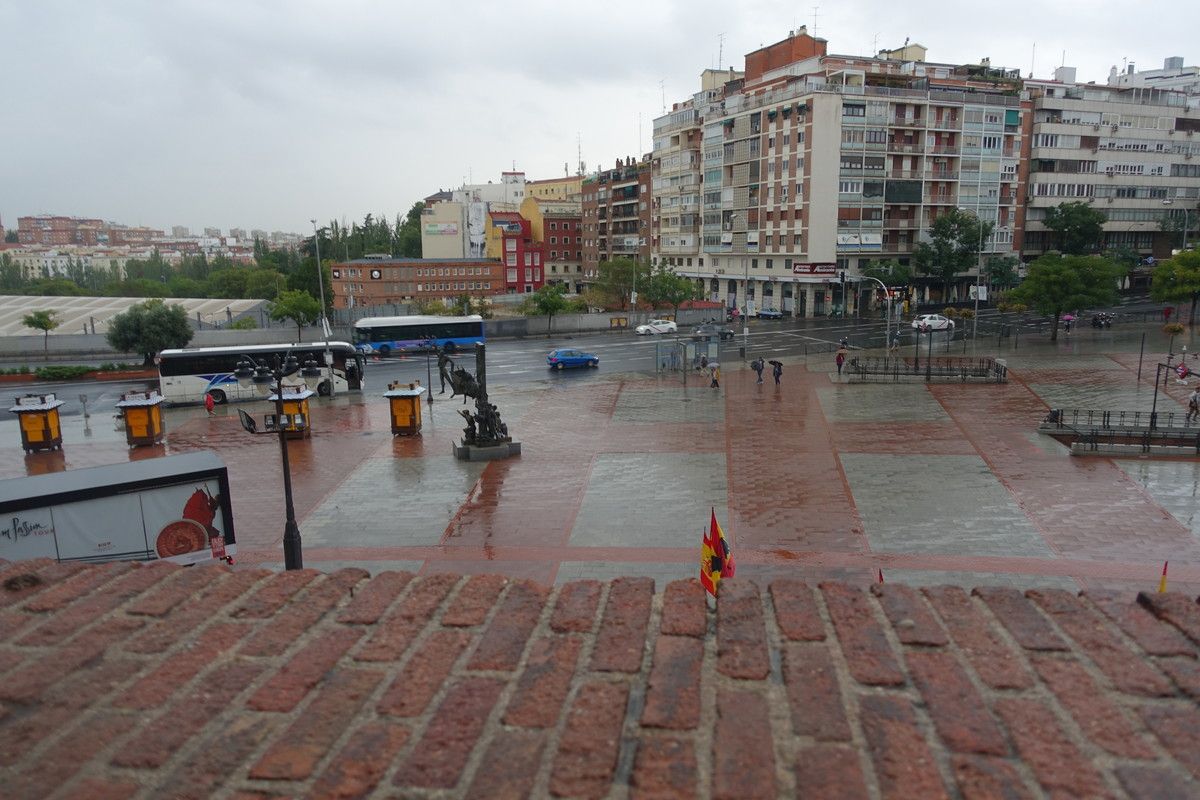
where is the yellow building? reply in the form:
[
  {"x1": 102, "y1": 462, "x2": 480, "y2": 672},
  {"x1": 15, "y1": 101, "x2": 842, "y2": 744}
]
[{"x1": 525, "y1": 175, "x2": 582, "y2": 202}]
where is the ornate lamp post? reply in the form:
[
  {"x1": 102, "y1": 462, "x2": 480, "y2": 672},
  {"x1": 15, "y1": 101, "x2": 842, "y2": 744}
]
[{"x1": 234, "y1": 351, "x2": 323, "y2": 570}]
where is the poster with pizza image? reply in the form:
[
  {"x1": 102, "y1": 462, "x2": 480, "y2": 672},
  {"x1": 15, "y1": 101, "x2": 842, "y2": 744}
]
[{"x1": 138, "y1": 480, "x2": 234, "y2": 565}]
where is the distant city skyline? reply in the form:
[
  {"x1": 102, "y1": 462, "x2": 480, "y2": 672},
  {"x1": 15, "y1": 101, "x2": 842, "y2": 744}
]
[{"x1": 2, "y1": 0, "x2": 1196, "y2": 232}]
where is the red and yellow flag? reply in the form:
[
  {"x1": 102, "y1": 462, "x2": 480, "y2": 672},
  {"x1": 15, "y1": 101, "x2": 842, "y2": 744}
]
[{"x1": 700, "y1": 507, "x2": 736, "y2": 597}]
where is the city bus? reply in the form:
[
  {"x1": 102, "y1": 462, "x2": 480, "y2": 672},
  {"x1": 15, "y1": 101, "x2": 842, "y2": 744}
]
[
  {"x1": 157, "y1": 342, "x2": 364, "y2": 405},
  {"x1": 352, "y1": 315, "x2": 485, "y2": 357}
]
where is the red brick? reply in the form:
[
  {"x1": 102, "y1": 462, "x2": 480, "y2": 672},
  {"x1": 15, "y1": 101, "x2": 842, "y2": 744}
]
[
  {"x1": 336, "y1": 570, "x2": 414, "y2": 624},
  {"x1": 1159, "y1": 655, "x2": 1200, "y2": 700},
  {"x1": 820, "y1": 582, "x2": 905, "y2": 686},
  {"x1": 58, "y1": 777, "x2": 140, "y2": 800},
  {"x1": 906, "y1": 649, "x2": 1007, "y2": 755},
  {"x1": 113, "y1": 660, "x2": 266, "y2": 768},
  {"x1": 713, "y1": 689, "x2": 776, "y2": 800},
  {"x1": 396, "y1": 676, "x2": 505, "y2": 790},
  {"x1": 309, "y1": 719, "x2": 409, "y2": 800},
  {"x1": 125, "y1": 563, "x2": 231, "y2": 617},
  {"x1": 0, "y1": 616, "x2": 142, "y2": 703},
  {"x1": 251, "y1": 668, "x2": 384, "y2": 780},
  {"x1": 9, "y1": 710, "x2": 136, "y2": 800},
  {"x1": 782, "y1": 644, "x2": 851, "y2": 742},
  {"x1": 162, "y1": 714, "x2": 281, "y2": 800},
  {"x1": 442, "y1": 573, "x2": 505, "y2": 626},
  {"x1": 246, "y1": 627, "x2": 362, "y2": 712},
  {"x1": 114, "y1": 621, "x2": 251, "y2": 710},
  {"x1": 1139, "y1": 704, "x2": 1200, "y2": 779},
  {"x1": 973, "y1": 586, "x2": 1068, "y2": 651},
  {"x1": 994, "y1": 697, "x2": 1110, "y2": 797},
  {"x1": 590, "y1": 577, "x2": 653, "y2": 673},
  {"x1": 467, "y1": 580, "x2": 548, "y2": 670},
  {"x1": 1086, "y1": 590, "x2": 1198, "y2": 657},
  {"x1": 354, "y1": 572, "x2": 457, "y2": 661},
  {"x1": 549, "y1": 681, "x2": 629, "y2": 799},
  {"x1": 951, "y1": 755, "x2": 1035, "y2": 800},
  {"x1": 858, "y1": 694, "x2": 951, "y2": 800},
  {"x1": 1115, "y1": 764, "x2": 1199, "y2": 800},
  {"x1": 377, "y1": 629, "x2": 471, "y2": 717},
  {"x1": 231, "y1": 569, "x2": 318, "y2": 618},
  {"x1": 0, "y1": 561, "x2": 84, "y2": 609},
  {"x1": 632, "y1": 736, "x2": 697, "y2": 800},
  {"x1": 1031, "y1": 655, "x2": 1156, "y2": 758},
  {"x1": 642, "y1": 635, "x2": 704, "y2": 729},
  {"x1": 238, "y1": 568, "x2": 365, "y2": 657},
  {"x1": 717, "y1": 579, "x2": 769, "y2": 679},
  {"x1": 1030, "y1": 589, "x2": 1175, "y2": 697},
  {"x1": 923, "y1": 586, "x2": 1032, "y2": 689},
  {"x1": 660, "y1": 578, "x2": 706, "y2": 637},
  {"x1": 550, "y1": 579, "x2": 602, "y2": 633},
  {"x1": 1137, "y1": 591, "x2": 1200, "y2": 646},
  {"x1": 20, "y1": 561, "x2": 129, "y2": 612},
  {"x1": 465, "y1": 729, "x2": 547, "y2": 800},
  {"x1": 504, "y1": 635, "x2": 582, "y2": 728},
  {"x1": 872, "y1": 583, "x2": 949, "y2": 646},
  {"x1": 771, "y1": 579, "x2": 826, "y2": 642},
  {"x1": 0, "y1": 609, "x2": 36, "y2": 644},
  {"x1": 123, "y1": 569, "x2": 268, "y2": 654},
  {"x1": 795, "y1": 744, "x2": 870, "y2": 800}
]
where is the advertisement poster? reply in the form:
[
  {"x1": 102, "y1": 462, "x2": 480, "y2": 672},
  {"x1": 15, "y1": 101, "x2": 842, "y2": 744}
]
[
  {"x1": 52, "y1": 494, "x2": 151, "y2": 562},
  {"x1": 138, "y1": 480, "x2": 233, "y2": 566},
  {"x1": 0, "y1": 507, "x2": 58, "y2": 562}
]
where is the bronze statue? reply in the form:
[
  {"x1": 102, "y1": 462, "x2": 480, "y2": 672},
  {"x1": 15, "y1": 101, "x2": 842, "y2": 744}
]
[
  {"x1": 436, "y1": 347, "x2": 455, "y2": 394},
  {"x1": 458, "y1": 408, "x2": 477, "y2": 444}
]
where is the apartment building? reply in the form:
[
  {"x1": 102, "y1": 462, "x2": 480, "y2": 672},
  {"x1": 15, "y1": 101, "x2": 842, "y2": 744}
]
[
  {"x1": 1024, "y1": 69, "x2": 1200, "y2": 262},
  {"x1": 1108, "y1": 58, "x2": 1200, "y2": 104},
  {"x1": 483, "y1": 212, "x2": 544, "y2": 294},
  {"x1": 330, "y1": 257, "x2": 504, "y2": 309},
  {"x1": 526, "y1": 175, "x2": 583, "y2": 201},
  {"x1": 652, "y1": 29, "x2": 1026, "y2": 316},
  {"x1": 582, "y1": 157, "x2": 653, "y2": 279},
  {"x1": 520, "y1": 197, "x2": 583, "y2": 291},
  {"x1": 17, "y1": 216, "x2": 105, "y2": 246}
]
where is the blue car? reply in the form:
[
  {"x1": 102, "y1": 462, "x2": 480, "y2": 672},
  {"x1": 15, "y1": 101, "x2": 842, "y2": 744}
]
[{"x1": 547, "y1": 348, "x2": 599, "y2": 369}]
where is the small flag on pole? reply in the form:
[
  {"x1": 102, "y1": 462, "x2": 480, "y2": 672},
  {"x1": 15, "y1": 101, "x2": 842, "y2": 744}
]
[
  {"x1": 1158, "y1": 561, "x2": 1169, "y2": 593},
  {"x1": 700, "y1": 507, "x2": 735, "y2": 597}
]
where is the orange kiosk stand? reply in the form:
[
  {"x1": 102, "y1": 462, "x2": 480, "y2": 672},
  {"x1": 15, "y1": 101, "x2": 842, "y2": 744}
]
[
  {"x1": 384, "y1": 381, "x2": 427, "y2": 435},
  {"x1": 10, "y1": 393, "x2": 65, "y2": 453},
  {"x1": 267, "y1": 386, "x2": 314, "y2": 440},
  {"x1": 115, "y1": 390, "x2": 166, "y2": 447}
]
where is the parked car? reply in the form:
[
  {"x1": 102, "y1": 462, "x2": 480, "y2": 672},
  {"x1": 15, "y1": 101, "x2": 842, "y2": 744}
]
[
  {"x1": 546, "y1": 348, "x2": 599, "y2": 369},
  {"x1": 635, "y1": 319, "x2": 677, "y2": 335},
  {"x1": 692, "y1": 323, "x2": 735, "y2": 341},
  {"x1": 756, "y1": 308, "x2": 785, "y2": 320},
  {"x1": 911, "y1": 314, "x2": 955, "y2": 331}
]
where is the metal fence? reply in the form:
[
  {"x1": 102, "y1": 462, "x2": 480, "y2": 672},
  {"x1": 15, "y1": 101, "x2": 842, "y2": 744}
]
[
  {"x1": 1041, "y1": 408, "x2": 1198, "y2": 432},
  {"x1": 1073, "y1": 428, "x2": 1200, "y2": 455},
  {"x1": 846, "y1": 356, "x2": 1008, "y2": 383}
]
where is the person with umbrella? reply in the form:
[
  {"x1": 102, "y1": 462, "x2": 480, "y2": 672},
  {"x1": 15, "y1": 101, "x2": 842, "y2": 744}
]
[
  {"x1": 835, "y1": 346, "x2": 848, "y2": 377},
  {"x1": 1062, "y1": 313, "x2": 1075, "y2": 335},
  {"x1": 751, "y1": 357, "x2": 765, "y2": 384},
  {"x1": 769, "y1": 360, "x2": 783, "y2": 386}
]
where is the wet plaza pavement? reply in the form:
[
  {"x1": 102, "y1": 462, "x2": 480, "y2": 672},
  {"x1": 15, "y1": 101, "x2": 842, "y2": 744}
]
[{"x1": 2, "y1": 322, "x2": 1199, "y2": 592}]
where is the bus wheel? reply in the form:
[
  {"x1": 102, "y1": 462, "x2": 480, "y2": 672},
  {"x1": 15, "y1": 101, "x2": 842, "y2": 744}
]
[
  {"x1": 443, "y1": 341, "x2": 457, "y2": 354},
  {"x1": 209, "y1": 389, "x2": 227, "y2": 405},
  {"x1": 378, "y1": 345, "x2": 391, "y2": 358},
  {"x1": 318, "y1": 380, "x2": 332, "y2": 397}
]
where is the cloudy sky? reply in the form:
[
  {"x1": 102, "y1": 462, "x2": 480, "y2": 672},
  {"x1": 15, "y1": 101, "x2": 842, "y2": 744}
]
[{"x1": 2, "y1": 0, "x2": 1196, "y2": 235}]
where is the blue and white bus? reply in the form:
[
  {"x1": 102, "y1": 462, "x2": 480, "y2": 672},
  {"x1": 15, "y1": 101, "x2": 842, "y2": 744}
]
[
  {"x1": 352, "y1": 315, "x2": 485, "y2": 357},
  {"x1": 158, "y1": 342, "x2": 364, "y2": 405}
]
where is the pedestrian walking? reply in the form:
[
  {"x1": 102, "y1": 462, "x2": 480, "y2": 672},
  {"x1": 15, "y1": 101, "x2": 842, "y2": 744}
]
[
  {"x1": 710, "y1": 363, "x2": 721, "y2": 389},
  {"x1": 771, "y1": 360, "x2": 783, "y2": 386},
  {"x1": 204, "y1": 392, "x2": 216, "y2": 417},
  {"x1": 752, "y1": 357, "x2": 764, "y2": 383},
  {"x1": 889, "y1": 334, "x2": 900, "y2": 355},
  {"x1": 835, "y1": 347, "x2": 848, "y2": 376},
  {"x1": 1188, "y1": 387, "x2": 1200, "y2": 423}
]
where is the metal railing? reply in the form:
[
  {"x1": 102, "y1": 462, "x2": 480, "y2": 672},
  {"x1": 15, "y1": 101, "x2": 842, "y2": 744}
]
[
  {"x1": 1041, "y1": 408, "x2": 1197, "y2": 432},
  {"x1": 1073, "y1": 427, "x2": 1200, "y2": 455},
  {"x1": 846, "y1": 356, "x2": 1007, "y2": 382}
]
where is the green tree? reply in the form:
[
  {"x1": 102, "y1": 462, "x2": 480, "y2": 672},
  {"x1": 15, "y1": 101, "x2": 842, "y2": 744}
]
[
  {"x1": 1150, "y1": 250, "x2": 1200, "y2": 327},
  {"x1": 1009, "y1": 254, "x2": 1123, "y2": 340},
  {"x1": 1044, "y1": 201, "x2": 1107, "y2": 255},
  {"x1": 206, "y1": 268, "x2": 249, "y2": 298},
  {"x1": 105, "y1": 299, "x2": 193, "y2": 365},
  {"x1": 168, "y1": 276, "x2": 206, "y2": 298},
  {"x1": 984, "y1": 256, "x2": 1021, "y2": 290},
  {"x1": 22, "y1": 310, "x2": 59, "y2": 360},
  {"x1": 244, "y1": 269, "x2": 287, "y2": 300},
  {"x1": 268, "y1": 289, "x2": 322, "y2": 341},
  {"x1": 593, "y1": 257, "x2": 649, "y2": 310},
  {"x1": 395, "y1": 203, "x2": 424, "y2": 258},
  {"x1": 3, "y1": 230, "x2": 17, "y2": 243},
  {"x1": 111, "y1": 278, "x2": 171, "y2": 298},
  {"x1": 25, "y1": 278, "x2": 88, "y2": 296},
  {"x1": 288, "y1": 257, "x2": 332, "y2": 308},
  {"x1": 861, "y1": 258, "x2": 914, "y2": 287},
  {"x1": 643, "y1": 264, "x2": 698, "y2": 320},
  {"x1": 913, "y1": 209, "x2": 994, "y2": 302},
  {"x1": 0, "y1": 252, "x2": 25, "y2": 291},
  {"x1": 529, "y1": 283, "x2": 569, "y2": 334}
]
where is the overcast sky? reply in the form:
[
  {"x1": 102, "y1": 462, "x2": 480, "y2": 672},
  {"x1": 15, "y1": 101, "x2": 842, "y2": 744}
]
[{"x1": 2, "y1": 0, "x2": 1196, "y2": 236}]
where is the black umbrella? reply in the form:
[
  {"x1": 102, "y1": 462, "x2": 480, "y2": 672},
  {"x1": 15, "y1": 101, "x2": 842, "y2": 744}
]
[{"x1": 768, "y1": 360, "x2": 783, "y2": 367}]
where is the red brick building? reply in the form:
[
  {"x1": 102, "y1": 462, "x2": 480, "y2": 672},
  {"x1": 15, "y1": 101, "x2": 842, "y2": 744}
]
[
  {"x1": 490, "y1": 212, "x2": 545, "y2": 294},
  {"x1": 330, "y1": 257, "x2": 505, "y2": 309},
  {"x1": 17, "y1": 215, "x2": 105, "y2": 246},
  {"x1": 582, "y1": 157, "x2": 653, "y2": 276}
]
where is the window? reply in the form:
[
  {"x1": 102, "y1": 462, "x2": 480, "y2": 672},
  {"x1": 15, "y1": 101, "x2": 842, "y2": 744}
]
[
  {"x1": 507, "y1": 268, "x2": 517, "y2": 283},
  {"x1": 550, "y1": 237, "x2": 557, "y2": 244},
  {"x1": 505, "y1": 239, "x2": 516, "y2": 251},
  {"x1": 506, "y1": 254, "x2": 516, "y2": 266},
  {"x1": 551, "y1": 251, "x2": 558, "y2": 259}
]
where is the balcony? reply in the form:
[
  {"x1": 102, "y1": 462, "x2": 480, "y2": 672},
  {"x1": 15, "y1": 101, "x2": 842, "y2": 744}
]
[
  {"x1": 887, "y1": 169, "x2": 923, "y2": 179},
  {"x1": 892, "y1": 117, "x2": 924, "y2": 128},
  {"x1": 882, "y1": 241, "x2": 917, "y2": 253},
  {"x1": 887, "y1": 143, "x2": 923, "y2": 153},
  {"x1": 929, "y1": 117, "x2": 962, "y2": 130},
  {"x1": 928, "y1": 145, "x2": 959, "y2": 155},
  {"x1": 999, "y1": 194, "x2": 1015, "y2": 205},
  {"x1": 883, "y1": 219, "x2": 915, "y2": 229},
  {"x1": 926, "y1": 192, "x2": 957, "y2": 204},
  {"x1": 926, "y1": 170, "x2": 959, "y2": 181}
]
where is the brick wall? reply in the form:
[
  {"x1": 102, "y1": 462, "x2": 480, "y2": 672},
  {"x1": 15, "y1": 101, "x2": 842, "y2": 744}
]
[{"x1": 0, "y1": 559, "x2": 1197, "y2": 798}]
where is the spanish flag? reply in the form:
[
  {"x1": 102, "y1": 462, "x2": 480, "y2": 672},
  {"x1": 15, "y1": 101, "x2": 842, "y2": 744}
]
[{"x1": 700, "y1": 507, "x2": 736, "y2": 597}]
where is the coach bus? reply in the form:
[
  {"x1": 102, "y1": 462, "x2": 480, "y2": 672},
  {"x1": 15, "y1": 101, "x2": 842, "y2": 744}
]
[
  {"x1": 157, "y1": 342, "x2": 364, "y2": 405},
  {"x1": 352, "y1": 315, "x2": 484, "y2": 357}
]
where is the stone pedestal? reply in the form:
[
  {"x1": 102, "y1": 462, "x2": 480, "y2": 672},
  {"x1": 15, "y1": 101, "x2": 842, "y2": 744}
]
[{"x1": 452, "y1": 441, "x2": 522, "y2": 462}]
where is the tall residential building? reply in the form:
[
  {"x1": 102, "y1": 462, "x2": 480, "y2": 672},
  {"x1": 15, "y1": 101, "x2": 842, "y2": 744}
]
[
  {"x1": 171, "y1": 225, "x2": 191, "y2": 238},
  {"x1": 229, "y1": 228, "x2": 247, "y2": 240},
  {"x1": 17, "y1": 216, "x2": 105, "y2": 246},
  {"x1": 582, "y1": 157, "x2": 653, "y2": 279},
  {"x1": 485, "y1": 212, "x2": 544, "y2": 294},
  {"x1": 420, "y1": 202, "x2": 470, "y2": 259},
  {"x1": 330, "y1": 257, "x2": 505, "y2": 309},
  {"x1": 1023, "y1": 71, "x2": 1200, "y2": 268},
  {"x1": 520, "y1": 197, "x2": 583, "y2": 291},
  {"x1": 526, "y1": 175, "x2": 583, "y2": 201},
  {"x1": 1108, "y1": 58, "x2": 1200, "y2": 105}
]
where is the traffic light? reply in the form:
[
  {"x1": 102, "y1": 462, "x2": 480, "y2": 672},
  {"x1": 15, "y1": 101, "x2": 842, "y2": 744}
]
[{"x1": 838, "y1": 271, "x2": 846, "y2": 284}]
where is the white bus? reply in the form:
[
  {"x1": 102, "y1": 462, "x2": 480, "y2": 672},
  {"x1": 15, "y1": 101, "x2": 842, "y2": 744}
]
[
  {"x1": 157, "y1": 342, "x2": 364, "y2": 405},
  {"x1": 353, "y1": 315, "x2": 484, "y2": 357}
]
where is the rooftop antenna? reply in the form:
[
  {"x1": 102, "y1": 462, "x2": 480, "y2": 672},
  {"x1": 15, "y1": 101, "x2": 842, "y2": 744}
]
[
  {"x1": 717, "y1": 32, "x2": 725, "y2": 70},
  {"x1": 872, "y1": 32, "x2": 879, "y2": 55},
  {"x1": 660, "y1": 79, "x2": 666, "y2": 113},
  {"x1": 1061, "y1": 49, "x2": 1066, "y2": 68},
  {"x1": 1031, "y1": 42, "x2": 1036, "y2": 77},
  {"x1": 811, "y1": 5, "x2": 821, "y2": 38}
]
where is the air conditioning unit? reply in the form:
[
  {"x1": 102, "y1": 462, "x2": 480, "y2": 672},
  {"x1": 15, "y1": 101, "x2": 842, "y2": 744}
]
[
  {"x1": 1092, "y1": 124, "x2": 1101, "y2": 131},
  {"x1": 1111, "y1": 124, "x2": 1120, "y2": 131}
]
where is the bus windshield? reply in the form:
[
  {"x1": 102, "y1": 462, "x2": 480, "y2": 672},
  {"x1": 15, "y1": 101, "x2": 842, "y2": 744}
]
[
  {"x1": 353, "y1": 315, "x2": 484, "y2": 356},
  {"x1": 157, "y1": 342, "x2": 364, "y2": 405}
]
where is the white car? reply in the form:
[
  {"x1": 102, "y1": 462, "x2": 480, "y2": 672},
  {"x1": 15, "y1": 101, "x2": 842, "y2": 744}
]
[
  {"x1": 911, "y1": 314, "x2": 955, "y2": 331},
  {"x1": 635, "y1": 319, "x2": 677, "y2": 335}
]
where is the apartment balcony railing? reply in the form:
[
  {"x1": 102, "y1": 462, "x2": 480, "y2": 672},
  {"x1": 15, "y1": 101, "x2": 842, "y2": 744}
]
[
  {"x1": 999, "y1": 194, "x2": 1016, "y2": 205},
  {"x1": 928, "y1": 145, "x2": 959, "y2": 155},
  {"x1": 926, "y1": 193, "x2": 957, "y2": 203},
  {"x1": 892, "y1": 117, "x2": 924, "y2": 128},
  {"x1": 883, "y1": 219, "x2": 916, "y2": 229},
  {"x1": 926, "y1": 170, "x2": 959, "y2": 180},
  {"x1": 886, "y1": 169, "x2": 923, "y2": 179},
  {"x1": 882, "y1": 241, "x2": 918, "y2": 253},
  {"x1": 929, "y1": 118, "x2": 962, "y2": 130},
  {"x1": 835, "y1": 219, "x2": 885, "y2": 230},
  {"x1": 887, "y1": 143, "x2": 923, "y2": 153}
]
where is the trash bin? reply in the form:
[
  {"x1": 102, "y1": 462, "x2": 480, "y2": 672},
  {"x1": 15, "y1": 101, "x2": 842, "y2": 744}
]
[
  {"x1": 384, "y1": 382, "x2": 427, "y2": 436},
  {"x1": 115, "y1": 390, "x2": 166, "y2": 447},
  {"x1": 10, "y1": 393, "x2": 65, "y2": 453}
]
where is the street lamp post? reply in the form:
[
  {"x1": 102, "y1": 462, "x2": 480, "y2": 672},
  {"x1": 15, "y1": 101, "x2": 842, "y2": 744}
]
[
  {"x1": 1162, "y1": 199, "x2": 1193, "y2": 252},
  {"x1": 311, "y1": 219, "x2": 335, "y2": 399},
  {"x1": 858, "y1": 275, "x2": 891, "y2": 348},
  {"x1": 234, "y1": 351, "x2": 323, "y2": 570}
]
